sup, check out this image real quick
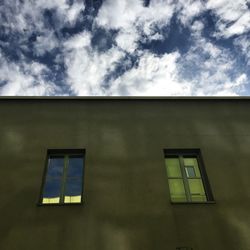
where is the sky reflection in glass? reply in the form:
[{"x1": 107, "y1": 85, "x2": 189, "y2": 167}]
[
  {"x1": 47, "y1": 156, "x2": 64, "y2": 177},
  {"x1": 67, "y1": 156, "x2": 83, "y2": 177},
  {"x1": 41, "y1": 152, "x2": 84, "y2": 204}
]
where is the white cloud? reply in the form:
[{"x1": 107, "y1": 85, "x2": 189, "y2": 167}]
[
  {"x1": 108, "y1": 38, "x2": 248, "y2": 96},
  {"x1": 178, "y1": 36, "x2": 248, "y2": 96},
  {"x1": 210, "y1": 74, "x2": 247, "y2": 96},
  {"x1": 109, "y1": 51, "x2": 192, "y2": 95},
  {"x1": 207, "y1": 0, "x2": 247, "y2": 21},
  {"x1": 63, "y1": 32, "x2": 125, "y2": 95},
  {"x1": 224, "y1": 12, "x2": 250, "y2": 37},
  {"x1": 0, "y1": 0, "x2": 85, "y2": 56},
  {"x1": 97, "y1": 0, "x2": 174, "y2": 30},
  {"x1": 61, "y1": 26, "x2": 249, "y2": 96},
  {"x1": 191, "y1": 20, "x2": 205, "y2": 34},
  {"x1": 33, "y1": 31, "x2": 59, "y2": 56},
  {"x1": 176, "y1": 0, "x2": 205, "y2": 24},
  {"x1": 39, "y1": 0, "x2": 250, "y2": 97},
  {"x1": 115, "y1": 28, "x2": 140, "y2": 53},
  {"x1": 64, "y1": 31, "x2": 91, "y2": 50},
  {"x1": 234, "y1": 35, "x2": 250, "y2": 65},
  {"x1": 207, "y1": 0, "x2": 250, "y2": 38},
  {"x1": 66, "y1": 1, "x2": 85, "y2": 25},
  {"x1": 31, "y1": 0, "x2": 85, "y2": 26},
  {"x1": 96, "y1": 0, "x2": 142, "y2": 30},
  {"x1": 97, "y1": 0, "x2": 174, "y2": 53},
  {"x1": 0, "y1": 53, "x2": 57, "y2": 95},
  {"x1": 1, "y1": 0, "x2": 65, "y2": 33},
  {"x1": 0, "y1": 0, "x2": 249, "y2": 96}
]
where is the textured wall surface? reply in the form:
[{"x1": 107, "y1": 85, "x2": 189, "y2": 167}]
[{"x1": 0, "y1": 98, "x2": 250, "y2": 250}]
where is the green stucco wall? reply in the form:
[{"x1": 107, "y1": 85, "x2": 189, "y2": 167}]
[{"x1": 0, "y1": 98, "x2": 250, "y2": 250}]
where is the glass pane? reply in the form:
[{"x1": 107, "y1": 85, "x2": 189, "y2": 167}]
[
  {"x1": 67, "y1": 155, "x2": 84, "y2": 177},
  {"x1": 188, "y1": 179, "x2": 207, "y2": 202},
  {"x1": 64, "y1": 195, "x2": 81, "y2": 203},
  {"x1": 165, "y1": 158, "x2": 182, "y2": 177},
  {"x1": 183, "y1": 157, "x2": 200, "y2": 177},
  {"x1": 64, "y1": 178, "x2": 82, "y2": 197},
  {"x1": 191, "y1": 194, "x2": 207, "y2": 202},
  {"x1": 43, "y1": 178, "x2": 61, "y2": 199},
  {"x1": 47, "y1": 156, "x2": 64, "y2": 177},
  {"x1": 185, "y1": 166, "x2": 196, "y2": 178},
  {"x1": 42, "y1": 197, "x2": 60, "y2": 204},
  {"x1": 168, "y1": 179, "x2": 187, "y2": 202}
]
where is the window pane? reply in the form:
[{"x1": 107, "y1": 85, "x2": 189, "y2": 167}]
[
  {"x1": 188, "y1": 179, "x2": 206, "y2": 202},
  {"x1": 42, "y1": 178, "x2": 61, "y2": 201},
  {"x1": 64, "y1": 178, "x2": 82, "y2": 197},
  {"x1": 42, "y1": 197, "x2": 60, "y2": 204},
  {"x1": 169, "y1": 179, "x2": 187, "y2": 202},
  {"x1": 185, "y1": 166, "x2": 196, "y2": 178},
  {"x1": 67, "y1": 156, "x2": 83, "y2": 177},
  {"x1": 165, "y1": 158, "x2": 182, "y2": 177},
  {"x1": 191, "y1": 194, "x2": 207, "y2": 202},
  {"x1": 47, "y1": 156, "x2": 64, "y2": 177},
  {"x1": 64, "y1": 195, "x2": 81, "y2": 203},
  {"x1": 183, "y1": 157, "x2": 200, "y2": 177}
]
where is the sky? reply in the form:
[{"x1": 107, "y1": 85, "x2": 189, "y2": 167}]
[{"x1": 0, "y1": 0, "x2": 250, "y2": 96}]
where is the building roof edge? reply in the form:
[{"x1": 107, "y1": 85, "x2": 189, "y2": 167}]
[{"x1": 0, "y1": 96, "x2": 250, "y2": 100}]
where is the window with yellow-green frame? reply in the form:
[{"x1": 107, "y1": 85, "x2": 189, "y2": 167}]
[
  {"x1": 164, "y1": 149, "x2": 214, "y2": 203},
  {"x1": 39, "y1": 149, "x2": 85, "y2": 205}
]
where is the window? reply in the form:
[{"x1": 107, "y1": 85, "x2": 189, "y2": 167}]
[
  {"x1": 39, "y1": 149, "x2": 85, "y2": 205},
  {"x1": 164, "y1": 149, "x2": 213, "y2": 203}
]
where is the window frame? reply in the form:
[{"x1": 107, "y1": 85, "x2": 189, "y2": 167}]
[
  {"x1": 164, "y1": 149, "x2": 215, "y2": 204},
  {"x1": 38, "y1": 149, "x2": 85, "y2": 206}
]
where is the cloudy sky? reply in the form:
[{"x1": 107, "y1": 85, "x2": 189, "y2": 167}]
[{"x1": 0, "y1": 0, "x2": 250, "y2": 96}]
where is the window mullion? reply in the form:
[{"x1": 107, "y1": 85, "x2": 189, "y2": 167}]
[
  {"x1": 60, "y1": 155, "x2": 69, "y2": 203},
  {"x1": 179, "y1": 155, "x2": 192, "y2": 202}
]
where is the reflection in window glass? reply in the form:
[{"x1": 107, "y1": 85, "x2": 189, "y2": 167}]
[
  {"x1": 67, "y1": 156, "x2": 83, "y2": 177},
  {"x1": 65, "y1": 178, "x2": 82, "y2": 197},
  {"x1": 169, "y1": 179, "x2": 187, "y2": 202},
  {"x1": 43, "y1": 179, "x2": 61, "y2": 198},
  {"x1": 188, "y1": 179, "x2": 206, "y2": 202},
  {"x1": 184, "y1": 157, "x2": 200, "y2": 177},
  {"x1": 47, "y1": 157, "x2": 64, "y2": 178},
  {"x1": 42, "y1": 197, "x2": 60, "y2": 204},
  {"x1": 41, "y1": 150, "x2": 84, "y2": 205},
  {"x1": 64, "y1": 196, "x2": 81, "y2": 203},
  {"x1": 166, "y1": 158, "x2": 182, "y2": 177},
  {"x1": 185, "y1": 166, "x2": 196, "y2": 178}
]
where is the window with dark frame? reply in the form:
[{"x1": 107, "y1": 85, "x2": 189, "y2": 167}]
[
  {"x1": 164, "y1": 149, "x2": 213, "y2": 203},
  {"x1": 40, "y1": 149, "x2": 85, "y2": 205}
]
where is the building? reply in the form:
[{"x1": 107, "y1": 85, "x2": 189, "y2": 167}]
[{"x1": 0, "y1": 97, "x2": 250, "y2": 250}]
